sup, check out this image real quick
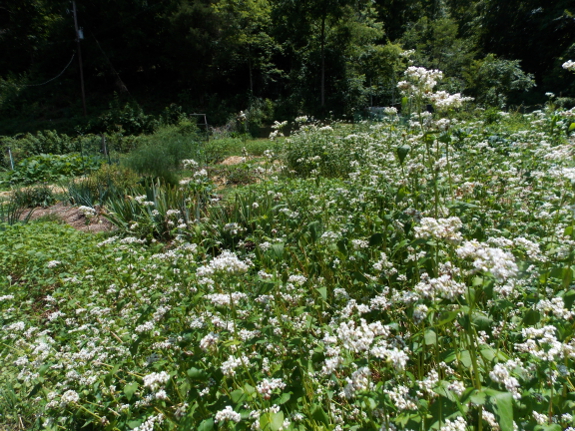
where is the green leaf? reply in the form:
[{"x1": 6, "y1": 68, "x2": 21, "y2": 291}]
[
  {"x1": 311, "y1": 406, "x2": 330, "y2": 426},
  {"x1": 522, "y1": 309, "x2": 540, "y2": 326},
  {"x1": 472, "y1": 312, "x2": 493, "y2": 331},
  {"x1": 369, "y1": 233, "x2": 383, "y2": 247},
  {"x1": 260, "y1": 411, "x2": 284, "y2": 431},
  {"x1": 469, "y1": 390, "x2": 487, "y2": 406},
  {"x1": 535, "y1": 424, "x2": 562, "y2": 431},
  {"x1": 424, "y1": 329, "x2": 437, "y2": 345},
  {"x1": 270, "y1": 411, "x2": 285, "y2": 431},
  {"x1": 563, "y1": 289, "x2": 575, "y2": 309},
  {"x1": 187, "y1": 367, "x2": 208, "y2": 381},
  {"x1": 127, "y1": 419, "x2": 143, "y2": 429},
  {"x1": 563, "y1": 267, "x2": 573, "y2": 289},
  {"x1": 316, "y1": 286, "x2": 327, "y2": 301},
  {"x1": 458, "y1": 350, "x2": 472, "y2": 368},
  {"x1": 123, "y1": 382, "x2": 138, "y2": 401},
  {"x1": 198, "y1": 418, "x2": 214, "y2": 431},
  {"x1": 270, "y1": 243, "x2": 284, "y2": 260},
  {"x1": 396, "y1": 145, "x2": 411, "y2": 165},
  {"x1": 231, "y1": 388, "x2": 245, "y2": 403},
  {"x1": 436, "y1": 309, "x2": 460, "y2": 326},
  {"x1": 490, "y1": 391, "x2": 513, "y2": 431},
  {"x1": 273, "y1": 392, "x2": 291, "y2": 405}
]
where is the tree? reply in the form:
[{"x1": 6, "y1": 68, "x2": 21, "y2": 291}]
[{"x1": 211, "y1": 0, "x2": 277, "y2": 96}]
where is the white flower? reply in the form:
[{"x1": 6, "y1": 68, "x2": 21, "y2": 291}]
[
  {"x1": 215, "y1": 406, "x2": 241, "y2": 423},
  {"x1": 562, "y1": 60, "x2": 575, "y2": 72},
  {"x1": 221, "y1": 355, "x2": 250, "y2": 376},
  {"x1": 429, "y1": 91, "x2": 473, "y2": 110},
  {"x1": 196, "y1": 251, "x2": 250, "y2": 276},
  {"x1": 489, "y1": 362, "x2": 521, "y2": 399},
  {"x1": 256, "y1": 378, "x2": 286, "y2": 400},
  {"x1": 414, "y1": 217, "x2": 463, "y2": 243},
  {"x1": 439, "y1": 416, "x2": 467, "y2": 431},
  {"x1": 143, "y1": 371, "x2": 170, "y2": 391},
  {"x1": 61, "y1": 390, "x2": 79, "y2": 405},
  {"x1": 457, "y1": 240, "x2": 518, "y2": 282},
  {"x1": 78, "y1": 205, "x2": 96, "y2": 217}
]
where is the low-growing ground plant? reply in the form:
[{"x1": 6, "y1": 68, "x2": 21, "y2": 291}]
[{"x1": 4, "y1": 64, "x2": 575, "y2": 431}]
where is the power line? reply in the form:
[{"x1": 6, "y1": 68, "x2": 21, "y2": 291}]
[{"x1": 22, "y1": 52, "x2": 76, "y2": 87}]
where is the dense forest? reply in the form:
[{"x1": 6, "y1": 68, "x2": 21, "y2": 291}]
[{"x1": 1, "y1": 0, "x2": 574, "y2": 134}]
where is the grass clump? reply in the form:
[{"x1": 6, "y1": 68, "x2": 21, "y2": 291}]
[{"x1": 123, "y1": 120, "x2": 202, "y2": 185}]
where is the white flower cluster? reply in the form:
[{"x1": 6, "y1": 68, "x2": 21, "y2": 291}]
[
  {"x1": 78, "y1": 205, "x2": 96, "y2": 217},
  {"x1": 429, "y1": 91, "x2": 474, "y2": 110},
  {"x1": 181, "y1": 159, "x2": 198, "y2": 169},
  {"x1": 133, "y1": 414, "x2": 164, "y2": 431},
  {"x1": 414, "y1": 217, "x2": 463, "y2": 243},
  {"x1": 215, "y1": 406, "x2": 241, "y2": 423},
  {"x1": 489, "y1": 360, "x2": 522, "y2": 399},
  {"x1": 383, "y1": 385, "x2": 417, "y2": 411},
  {"x1": 196, "y1": 251, "x2": 250, "y2": 276},
  {"x1": 536, "y1": 296, "x2": 572, "y2": 320},
  {"x1": 221, "y1": 355, "x2": 250, "y2": 376},
  {"x1": 60, "y1": 389, "x2": 80, "y2": 405},
  {"x1": 370, "y1": 346, "x2": 409, "y2": 371},
  {"x1": 383, "y1": 106, "x2": 398, "y2": 115},
  {"x1": 47, "y1": 260, "x2": 61, "y2": 268},
  {"x1": 256, "y1": 378, "x2": 286, "y2": 399},
  {"x1": 398, "y1": 67, "x2": 443, "y2": 97},
  {"x1": 515, "y1": 325, "x2": 570, "y2": 362},
  {"x1": 3, "y1": 321, "x2": 25, "y2": 332},
  {"x1": 563, "y1": 60, "x2": 575, "y2": 72},
  {"x1": 415, "y1": 272, "x2": 466, "y2": 301},
  {"x1": 439, "y1": 416, "x2": 467, "y2": 431},
  {"x1": 336, "y1": 319, "x2": 390, "y2": 353},
  {"x1": 199, "y1": 332, "x2": 218, "y2": 351},
  {"x1": 457, "y1": 240, "x2": 518, "y2": 282},
  {"x1": 343, "y1": 366, "x2": 371, "y2": 398},
  {"x1": 205, "y1": 292, "x2": 248, "y2": 307},
  {"x1": 142, "y1": 371, "x2": 170, "y2": 391}
]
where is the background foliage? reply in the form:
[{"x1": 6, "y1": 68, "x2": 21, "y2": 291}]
[{"x1": 0, "y1": 0, "x2": 573, "y2": 134}]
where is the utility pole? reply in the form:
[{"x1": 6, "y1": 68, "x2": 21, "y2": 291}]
[{"x1": 72, "y1": 1, "x2": 87, "y2": 116}]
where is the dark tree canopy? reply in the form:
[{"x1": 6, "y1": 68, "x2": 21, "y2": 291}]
[{"x1": 0, "y1": 0, "x2": 574, "y2": 133}]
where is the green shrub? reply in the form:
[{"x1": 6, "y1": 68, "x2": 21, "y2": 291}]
[
  {"x1": 87, "y1": 99, "x2": 157, "y2": 135},
  {"x1": 284, "y1": 124, "x2": 367, "y2": 177},
  {"x1": 203, "y1": 137, "x2": 244, "y2": 163},
  {"x1": 123, "y1": 120, "x2": 201, "y2": 185},
  {"x1": 0, "y1": 130, "x2": 78, "y2": 167},
  {"x1": 65, "y1": 164, "x2": 139, "y2": 207},
  {"x1": 6, "y1": 153, "x2": 103, "y2": 185},
  {"x1": 464, "y1": 54, "x2": 536, "y2": 107},
  {"x1": 105, "y1": 176, "x2": 214, "y2": 240},
  {"x1": 0, "y1": 195, "x2": 34, "y2": 225},
  {"x1": 13, "y1": 184, "x2": 56, "y2": 208}
]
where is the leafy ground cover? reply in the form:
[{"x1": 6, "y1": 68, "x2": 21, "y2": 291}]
[{"x1": 3, "y1": 70, "x2": 575, "y2": 431}]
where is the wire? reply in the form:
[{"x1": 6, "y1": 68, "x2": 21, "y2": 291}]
[{"x1": 22, "y1": 52, "x2": 76, "y2": 87}]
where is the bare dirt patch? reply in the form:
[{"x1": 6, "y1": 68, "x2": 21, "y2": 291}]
[
  {"x1": 220, "y1": 156, "x2": 247, "y2": 165},
  {"x1": 23, "y1": 202, "x2": 115, "y2": 233}
]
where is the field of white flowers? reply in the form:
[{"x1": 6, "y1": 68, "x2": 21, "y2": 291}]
[{"x1": 2, "y1": 65, "x2": 575, "y2": 431}]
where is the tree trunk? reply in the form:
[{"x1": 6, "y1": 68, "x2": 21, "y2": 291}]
[
  {"x1": 248, "y1": 49, "x2": 254, "y2": 96},
  {"x1": 320, "y1": 14, "x2": 326, "y2": 107}
]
